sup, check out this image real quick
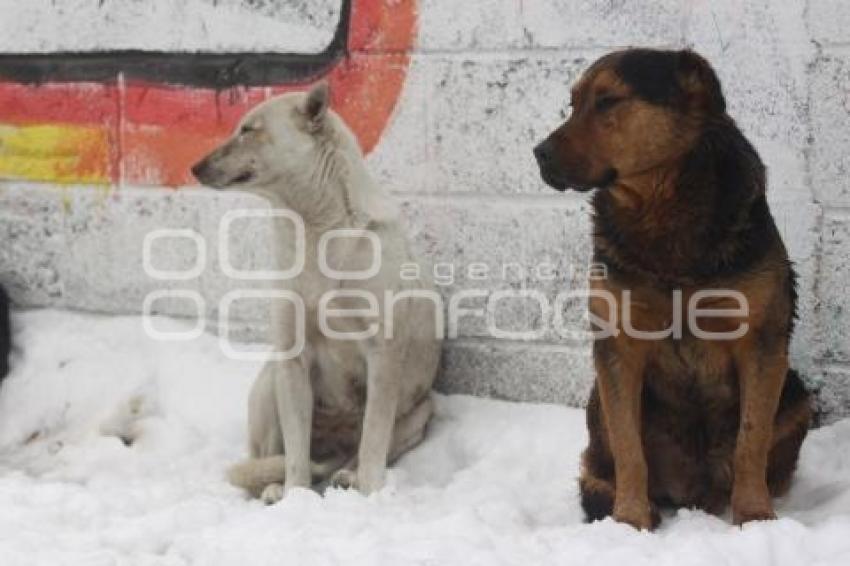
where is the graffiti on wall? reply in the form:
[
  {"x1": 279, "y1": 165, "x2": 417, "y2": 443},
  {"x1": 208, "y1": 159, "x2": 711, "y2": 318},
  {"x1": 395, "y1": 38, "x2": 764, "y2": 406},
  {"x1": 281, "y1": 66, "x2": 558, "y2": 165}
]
[{"x1": 0, "y1": 0, "x2": 416, "y2": 186}]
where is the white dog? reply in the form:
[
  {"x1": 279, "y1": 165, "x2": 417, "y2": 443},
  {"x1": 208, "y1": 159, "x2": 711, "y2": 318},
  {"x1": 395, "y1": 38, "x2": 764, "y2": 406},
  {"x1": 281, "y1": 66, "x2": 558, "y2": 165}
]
[{"x1": 192, "y1": 82, "x2": 442, "y2": 502}]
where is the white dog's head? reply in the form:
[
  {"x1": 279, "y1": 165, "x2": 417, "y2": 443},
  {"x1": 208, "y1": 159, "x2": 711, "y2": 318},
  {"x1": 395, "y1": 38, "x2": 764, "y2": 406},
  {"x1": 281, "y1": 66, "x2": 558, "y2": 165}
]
[
  {"x1": 192, "y1": 81, "x2": 397, "y2": 225},
  {"x1": 192, "y1": 82, "x2": 359, "y2": 193}
]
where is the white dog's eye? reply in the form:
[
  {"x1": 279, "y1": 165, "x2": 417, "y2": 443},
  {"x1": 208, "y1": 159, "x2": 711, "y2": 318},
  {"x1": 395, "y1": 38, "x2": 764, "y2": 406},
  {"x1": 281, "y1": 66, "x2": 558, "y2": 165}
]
[{"x1": 240, "y1": 124, "x2": 258, "y2": 135}]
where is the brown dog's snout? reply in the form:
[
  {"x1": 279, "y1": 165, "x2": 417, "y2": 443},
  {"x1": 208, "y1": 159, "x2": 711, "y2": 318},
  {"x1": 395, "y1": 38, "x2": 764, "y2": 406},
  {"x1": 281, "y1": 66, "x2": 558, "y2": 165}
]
[
  {"x1": 534, "y1": 128, "x2": 616, "y2": 193},
  {"x1": 534, "y1": 136, "x2": 572, "y2": 192},
  {"x1": 533, "y1": 139, "x2": 555, "y2": 167}
]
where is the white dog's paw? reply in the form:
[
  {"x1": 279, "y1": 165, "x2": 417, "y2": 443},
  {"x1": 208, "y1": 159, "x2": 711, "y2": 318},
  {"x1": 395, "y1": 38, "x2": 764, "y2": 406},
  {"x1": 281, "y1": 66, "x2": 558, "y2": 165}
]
[
  {"x1": 356, "y1": 470, "x2": 386, "y2": 495},
  {"x1": 260, "y1": 483, "x2": 285, "y2": 505},
  {"x1": 329, "y1": 469, "x2": 358, "y2": 490}
]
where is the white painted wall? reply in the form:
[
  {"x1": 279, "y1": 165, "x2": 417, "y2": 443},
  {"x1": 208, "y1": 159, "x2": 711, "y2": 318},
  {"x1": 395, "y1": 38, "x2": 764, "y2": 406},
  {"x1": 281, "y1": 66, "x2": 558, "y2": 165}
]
[
  {"x1": 0, "y1": 0, "x2": 340, "y2": 53},
  {"x1": 1, "y1": 0, "x2": 848, "y2": 419}
]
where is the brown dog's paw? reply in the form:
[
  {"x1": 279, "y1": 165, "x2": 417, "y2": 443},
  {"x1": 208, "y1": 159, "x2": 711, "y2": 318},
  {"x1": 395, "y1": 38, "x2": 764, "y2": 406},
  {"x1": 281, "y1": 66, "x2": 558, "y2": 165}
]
[
  {"x1": 731, "y1": 489, "x2": 776, "y2": 525},
  {"x1": 613, "y1": 499, "x2": 659, "y2": 531},
  {"x1": 733, "y1": 507, "x2": 777, "y2": 525},
  {"x1": 732, "y1": 502, "x2": 777, "y2": 525}
]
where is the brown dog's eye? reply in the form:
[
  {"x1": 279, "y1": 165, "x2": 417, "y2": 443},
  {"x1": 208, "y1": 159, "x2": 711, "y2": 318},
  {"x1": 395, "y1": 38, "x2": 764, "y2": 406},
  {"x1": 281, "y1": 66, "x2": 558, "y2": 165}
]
[{"x1": 595, "y1": 95, "x2": 623, "y2": 113}]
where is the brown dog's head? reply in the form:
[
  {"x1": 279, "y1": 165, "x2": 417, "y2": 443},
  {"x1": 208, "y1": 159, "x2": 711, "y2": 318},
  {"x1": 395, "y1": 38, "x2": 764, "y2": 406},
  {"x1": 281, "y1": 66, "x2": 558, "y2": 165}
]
[{"x1": 534, "y1": 48, "x2": 726, "y2": 192}]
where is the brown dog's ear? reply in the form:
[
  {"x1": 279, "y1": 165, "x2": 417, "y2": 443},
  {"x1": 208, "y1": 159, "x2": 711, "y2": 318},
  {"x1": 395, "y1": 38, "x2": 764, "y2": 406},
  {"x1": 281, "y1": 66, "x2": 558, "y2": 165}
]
[
  {"x1": 304, "y1": 81, "x2": 330, "y2": 127},
  {"x1": 677, "y1": 50, "x2": 726, "y2": 115}
]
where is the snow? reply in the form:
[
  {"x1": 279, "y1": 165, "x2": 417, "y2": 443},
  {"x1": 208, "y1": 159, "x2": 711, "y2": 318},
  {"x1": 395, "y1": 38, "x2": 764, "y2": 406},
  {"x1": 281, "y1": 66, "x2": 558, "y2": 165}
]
[{"x1": 0, "y1": 309, "x2": 849, "y2": 565}]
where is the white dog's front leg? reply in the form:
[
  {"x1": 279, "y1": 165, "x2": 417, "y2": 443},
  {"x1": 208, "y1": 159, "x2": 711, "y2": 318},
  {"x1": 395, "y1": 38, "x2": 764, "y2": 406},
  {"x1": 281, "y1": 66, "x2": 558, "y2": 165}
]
[
  {"x1": 356, "y1": 350, "x2": 401, "y2": 494},
  {"x1": 274, "y1": 358, "x2": 313, "y2": 493}
]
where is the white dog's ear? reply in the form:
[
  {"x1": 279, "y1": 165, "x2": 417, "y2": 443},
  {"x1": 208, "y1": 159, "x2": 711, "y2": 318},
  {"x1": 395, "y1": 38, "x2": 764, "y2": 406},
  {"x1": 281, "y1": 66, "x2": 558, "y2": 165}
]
[{"x1": 304, "y1": 81, "x2": 330, "y2": 127}]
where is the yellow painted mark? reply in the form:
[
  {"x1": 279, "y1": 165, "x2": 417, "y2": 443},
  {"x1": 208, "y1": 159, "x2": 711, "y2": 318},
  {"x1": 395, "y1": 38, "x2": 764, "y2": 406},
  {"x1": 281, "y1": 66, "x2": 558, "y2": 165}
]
[{"x1": 0, "y1": 123, "x2": 111, "y2": 184}]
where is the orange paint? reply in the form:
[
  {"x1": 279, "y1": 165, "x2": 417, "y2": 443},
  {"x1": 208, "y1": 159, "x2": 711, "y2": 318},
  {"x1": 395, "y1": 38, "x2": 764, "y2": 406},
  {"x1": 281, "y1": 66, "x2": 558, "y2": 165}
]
[{"x1": 0, "y1": 123, "x2": 112, "y2": 184}]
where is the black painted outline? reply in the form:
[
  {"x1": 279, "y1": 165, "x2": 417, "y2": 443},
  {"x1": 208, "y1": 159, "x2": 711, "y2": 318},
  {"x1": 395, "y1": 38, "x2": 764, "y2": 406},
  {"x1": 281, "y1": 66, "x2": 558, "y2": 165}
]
[{"x1": 0, "y1": 0, "x2": 350, "y2": 88}]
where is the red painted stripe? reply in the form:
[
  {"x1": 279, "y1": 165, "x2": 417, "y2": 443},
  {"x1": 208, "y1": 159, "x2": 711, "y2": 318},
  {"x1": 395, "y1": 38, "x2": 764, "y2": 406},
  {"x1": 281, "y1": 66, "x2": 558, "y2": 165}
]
[{"x1": 0, "y1": 82, "x2": 118, "y2": 126}]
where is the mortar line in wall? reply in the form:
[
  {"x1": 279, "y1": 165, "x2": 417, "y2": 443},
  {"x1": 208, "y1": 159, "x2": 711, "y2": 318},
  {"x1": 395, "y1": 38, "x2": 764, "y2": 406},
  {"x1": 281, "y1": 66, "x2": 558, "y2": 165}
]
[
  {"x1": 802, "y1": 29, "x2": 827, "y2": 372},
  {"x1": 816, "y1": 361, "x2": 850, "y2": 373},
  {"x1": 351, "y1": 45, "x2": 682, "y2": 60},
  {"x1": 390, "y1": 190, "x2": 591, "y2": 208},
  {"x1": 821, "y1": 205, "x2": 850, "y2": 218},
  {"x1": 818, "y1": 42, "x2": 850, "y2": 52},
  {"x1": 449, "y1": 336, "x2": 590, "y2": 352},
  {"x1": 422, "y1": 51, "x2": 435, "y2": 191},
  {"x1": 0, "y1": 181, "x2": 592, "y2": 209},
  {"x1": 678, "y1": 0, "x2": 692, "y2": 48}
]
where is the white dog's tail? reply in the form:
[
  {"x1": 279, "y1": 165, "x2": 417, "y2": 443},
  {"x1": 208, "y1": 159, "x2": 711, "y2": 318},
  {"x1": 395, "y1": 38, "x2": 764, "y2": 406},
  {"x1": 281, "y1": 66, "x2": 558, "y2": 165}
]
[
  {"x1": 227, "y1": 456, "x2": 287, "y2": 497},
  {"x1": 227, "y1": 455, "x2": 349, "y2": 497}
]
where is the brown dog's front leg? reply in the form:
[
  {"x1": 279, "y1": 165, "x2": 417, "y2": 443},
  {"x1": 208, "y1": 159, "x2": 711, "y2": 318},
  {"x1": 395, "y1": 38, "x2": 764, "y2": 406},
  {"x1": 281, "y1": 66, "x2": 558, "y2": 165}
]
[
  {"x1": 731, "y1": 344, "x2": 787, "y2": 525},
  {"x1": 594, "y1": 337, "x2": 655, "y2": 530}
]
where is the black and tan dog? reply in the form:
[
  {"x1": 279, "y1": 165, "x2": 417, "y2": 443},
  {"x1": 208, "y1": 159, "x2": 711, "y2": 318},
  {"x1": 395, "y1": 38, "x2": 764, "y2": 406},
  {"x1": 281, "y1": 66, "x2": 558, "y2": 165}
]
[{"x1": 534, "y1": 48, "x2": 811, "y2": 530}]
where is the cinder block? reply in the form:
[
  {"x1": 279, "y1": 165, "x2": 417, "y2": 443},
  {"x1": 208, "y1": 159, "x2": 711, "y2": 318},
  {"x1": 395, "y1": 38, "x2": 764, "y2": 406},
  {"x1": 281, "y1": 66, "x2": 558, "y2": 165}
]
[
  {"x1": 819, "y1": 213, "x2": 850, "y2": 364},
  {"x1": 416, "y1": 0, "x2": 525, "y2": 51},
  {"x1": 520, "y1": 0, "x2": 683, "y2": 49},
  {"x1": 426, "y1": 55, "x2": 589, "y2": 195},
  {"x1": 0, "y1": 184, "x2": 67, "y2": 305},
  {"x1": 437, "y1": 339, "x2": 593, "y2": 407},
  {"x1": 349, "y1": 0, "x2": 417, "y2": 53},
  {"x1": 196, "y1": 189, "x2": 276, "y2": 338},
  {"x1": 366, "y1": 56, "x2": 431, "y2": 193},
  {"x1": 401, "y1": 195, "x2": 592, "y2": 343},
  {"x1": 807, "y1": 0, "x2": 850, "y2": 46},
  {"x1": 169, "y1": 0, "x2": 340, "y2": 52},
  {"x1": 326, "y1": 51, "x2": 417, "y2": 163},
  {"x1": 61, "y1": 187, "x2": 205, "y2": 317},
  {"x1": 810, "y1": 54, "x2": 850, "y2": 206}
]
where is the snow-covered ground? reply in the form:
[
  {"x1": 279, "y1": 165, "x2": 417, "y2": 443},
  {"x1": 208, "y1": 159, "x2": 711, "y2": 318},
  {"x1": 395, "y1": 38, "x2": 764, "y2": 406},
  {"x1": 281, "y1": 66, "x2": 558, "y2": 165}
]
[{"x1": 0, "y1": 309, "x2": 849, "y2": 566}]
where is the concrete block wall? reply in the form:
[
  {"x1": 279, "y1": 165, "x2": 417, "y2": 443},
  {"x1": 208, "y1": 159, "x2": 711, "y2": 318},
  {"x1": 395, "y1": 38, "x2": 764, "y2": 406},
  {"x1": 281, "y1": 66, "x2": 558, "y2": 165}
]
[
  {"x1": 809, "y1": 0, "x2": 850, "y2": 418},
  {"x1": 807, "y1": 0, "x2": 850, "y2": 420},
  {"x1": 0, "y1": 1, "x2": 848, "y2": 419}
]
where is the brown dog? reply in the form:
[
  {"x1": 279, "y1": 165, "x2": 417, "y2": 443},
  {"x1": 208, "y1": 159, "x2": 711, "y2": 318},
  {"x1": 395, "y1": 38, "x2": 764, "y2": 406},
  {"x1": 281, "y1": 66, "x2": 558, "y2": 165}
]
[{"x1": 534, "y1": 48, "x2": 811, "y2": 530}]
